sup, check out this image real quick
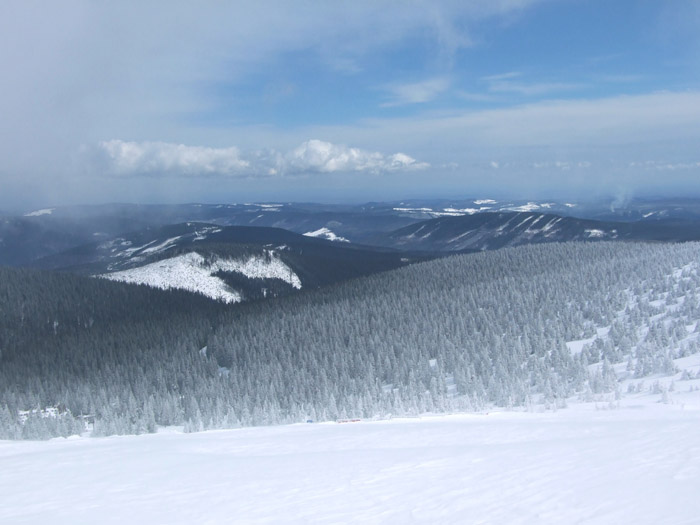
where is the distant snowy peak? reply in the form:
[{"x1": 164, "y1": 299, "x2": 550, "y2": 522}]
[
  {"x1": 100, "y1": 251, "x2": 301, "y2": 303},
  {"x1": 303, "y1": 228, "x2": 349, "y2": 242}
]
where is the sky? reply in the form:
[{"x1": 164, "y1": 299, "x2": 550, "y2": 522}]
[{"x1": 2, "y1": 0, "x2": 700, "y2": 210}]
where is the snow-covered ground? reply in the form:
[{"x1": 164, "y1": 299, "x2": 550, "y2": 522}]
[
  {"x1": 2, "y1": 394, "x2": 700, "y2": 524},
  {"x1": 303, "y1": 227, "x2": 350, "y2": 242},
  {"x1": 100, "y1": 251, "x2": 301, "y2": 303}
]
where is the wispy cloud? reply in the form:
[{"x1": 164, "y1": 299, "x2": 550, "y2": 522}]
[
  {"x1": 95, "y1": 139, "x2": 429, "y2": 178},
  {"x1": 480, "y1": 71, "x2": 522, "y2": 82},
  {"x1": 381, "y1": 78, "x2": 450, "y2": 107},
  {"x1": 456, "y1": 91, "x2": 501, "y2": 103},
  {"x1": 596, "y1": 74, "x2": 645, "y2": 84},
  {"x1": 481, "y1": 72, "x2": 582, "y2": 96}
]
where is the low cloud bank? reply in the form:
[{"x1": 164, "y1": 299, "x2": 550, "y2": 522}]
[{"x1": 96, "y1": 139, "x2": 429, "y2": 178}]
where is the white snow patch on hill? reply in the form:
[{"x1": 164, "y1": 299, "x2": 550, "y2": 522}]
[
  {"x1": 585, "y1": 228, "x2": 606, "y2": 238},
  {"x1": 303, "y1": 228, "x2": 349, "y2": 242},
  {"x1": 24, "y1": 208, "x2": 54, "y2": 217},
  {"x1": 507, "y1": 202, "x2": 541, "y2": 212},
  {"x1": 100, "y1": 251, "x2": 301, "y2": 302},
  {"x1": 440, "y1": 207, "x2": 480, "y2": 215},
  {"x1": 140, "y1": 236, "x2": 182, "y2": 255},
  {"x1": 214, "y1": 252, "x2": 302, "y2": 288},
  {"x1": 2, "y1": 401, "x2": 700, "y2": 524}
]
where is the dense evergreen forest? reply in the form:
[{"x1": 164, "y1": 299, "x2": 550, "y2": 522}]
[{"x1": 2, "y1": 241, "x2": 700, "y2": 439}]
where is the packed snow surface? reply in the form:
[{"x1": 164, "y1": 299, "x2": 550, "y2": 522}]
[
  {"x1": 100, "y1": 252, "x2": 301, "y2": 303},
  {"x1": 303, "y1": 227, "x2": 350, "y2": 242},
  {"x1": 23, "y1": 208, "x2": 54, "y2": 217},
  {"x1": 2, "y1": 400, "x2": 700, "y2": 524}
]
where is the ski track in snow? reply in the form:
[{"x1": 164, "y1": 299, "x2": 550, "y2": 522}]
[
  {"x1": 2, "y1": 399, "x2": 700, "y2": 524},
  {"x1": 100, "y1": 252, "x2": 301, "y2": 303}
]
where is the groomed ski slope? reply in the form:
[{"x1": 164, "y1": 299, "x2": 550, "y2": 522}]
[{"x1": 2, "y1": 396, "x2": 700, "y2": 524}]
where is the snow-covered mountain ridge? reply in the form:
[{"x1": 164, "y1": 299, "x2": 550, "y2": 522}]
[
  {"x1": 30, "y1": 221, "x2": 432, "y2": 302},
  {"x1": 377, "y1": 211, "x2": 700, "y2": 252},
  {"x1": 7, "y1": 198, "x2": 700, "y2": 266}
]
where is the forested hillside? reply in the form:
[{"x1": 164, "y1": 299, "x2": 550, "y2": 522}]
[
  {"x1": 31, "y1": 222, "x2": 433, "y2": 304},
  {"x1": 2, "y1": 241, "x2": 700, "y2": 439}
]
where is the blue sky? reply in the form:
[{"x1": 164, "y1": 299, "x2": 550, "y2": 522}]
[{"x1": 1, "y1": 0, "x2": 700, "y2": 209}]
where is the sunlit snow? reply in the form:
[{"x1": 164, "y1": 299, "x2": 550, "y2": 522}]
[
  {"x1": 2, "y1": 399, "x2": 700, "y2": 524},
  {"x1": 303, "y1": 228, "x2": 349, "y2": 242},
  {"x1": 100, "y1": 252, "x2": 301, "y2": 302}
]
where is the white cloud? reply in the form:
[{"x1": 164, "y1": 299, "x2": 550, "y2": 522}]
[
  {"x1": 288, "y1": 140, "x2": 428, "y2": 173},
  {"x1": 97, "y1": 139, "x2": 428, "y2": 178},
  {"x1": 99, "y1": 141, "x2": 249, "y2": 176},
  {"x1": 381, "y1": 78, "x2": 451, "y2": 107}
]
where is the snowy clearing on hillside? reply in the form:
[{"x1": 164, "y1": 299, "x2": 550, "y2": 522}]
[
  {"x1": 215, "y1": 252, "x2": 302, "y2": 288},
  {"x1": 507, "y1": 202, "x2": 541, "y2": 212},
  {"x1": 100, "y1": 252, "x2": 301, "y2": 302},
  {"x1": 23, "y1": 208, "x2": 54, "y2": 217},
  {"x1": 2, "y1": 397, "x2": 700, "y2": 524},
  {"x1": 585, "y1": 228, "x2": 606, "y2": 238},
  {"x1": 303, "y1": 227, "x2": 350, "y2": 242}
]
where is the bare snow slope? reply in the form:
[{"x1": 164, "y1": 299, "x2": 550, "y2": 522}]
[
  {"x1": 2, "y1": 401, "x2": 700, "y2": 524},
  {"x1": 303, "y1": 227, "x2": 350, "y2": 242},
  {"x1": 100, "y1": 252, "x2": 301, "y2": 303}
]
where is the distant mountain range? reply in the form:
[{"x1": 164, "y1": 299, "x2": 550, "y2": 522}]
[
  {"x1": 371, "y1": 211, "x2": 700, "y2": 252},
  {"x1": 32, "y1": 221, "x2": 433, "y2": 303},
  {"x1": 3, "y1": 197, "x2": 700, "y2": 303},
  {"x1": 5, "y1": 197, "x2": 700, "y2": 265}
]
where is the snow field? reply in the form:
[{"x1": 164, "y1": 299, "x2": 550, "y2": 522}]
[
  {"x1": 303, "y1": 227, "x2": 350, "y2": 242},
  {"x1": 100, "y1": 251, "x2": 301, "y2": 303},
  {"x1": 2, "y1": 398, "x2": 700, "y2": 524}
]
